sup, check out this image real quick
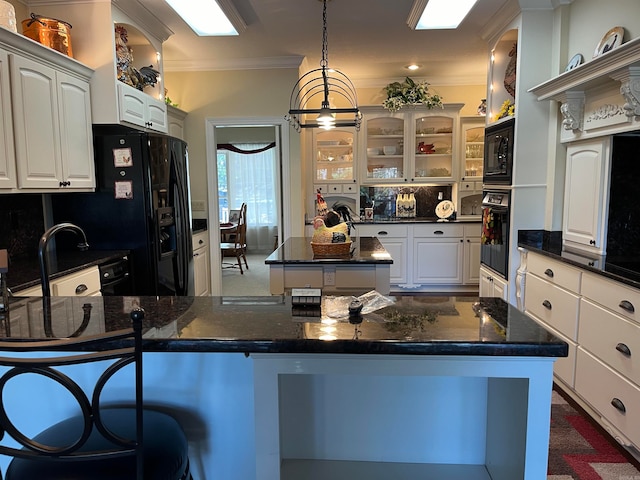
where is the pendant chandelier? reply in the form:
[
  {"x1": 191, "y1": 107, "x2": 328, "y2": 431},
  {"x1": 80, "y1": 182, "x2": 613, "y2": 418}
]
[{"x1": 286, "y1": 0, "x2": 362, "y2": 131}]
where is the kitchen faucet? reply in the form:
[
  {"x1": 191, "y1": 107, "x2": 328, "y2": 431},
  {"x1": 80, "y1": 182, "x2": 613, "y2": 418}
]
[
  {"x1": 38, "y1": 223, "x2": 89, "y2": 336},
  {"x1": 38, "y1": 222, "x2": 90, "y2": 298}
]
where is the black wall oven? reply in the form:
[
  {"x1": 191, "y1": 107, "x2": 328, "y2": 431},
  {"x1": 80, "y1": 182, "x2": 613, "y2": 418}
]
[
  {"x1": 481, "y1": 190, "x2": 511, "y2": 279},
  {"x1": 483, "y1": 118, "x2": 515, "y2": 185}
]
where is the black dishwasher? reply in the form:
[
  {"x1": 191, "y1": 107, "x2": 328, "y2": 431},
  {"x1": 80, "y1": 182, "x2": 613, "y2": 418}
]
[{"x1": 99, "y1": 256, "x2": 133, "y2": 295}]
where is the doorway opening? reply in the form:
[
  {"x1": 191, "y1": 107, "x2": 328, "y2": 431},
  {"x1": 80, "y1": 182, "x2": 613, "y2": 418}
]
[{"x1": 205, "y1": 117, "x2": 291, "y2": 296}]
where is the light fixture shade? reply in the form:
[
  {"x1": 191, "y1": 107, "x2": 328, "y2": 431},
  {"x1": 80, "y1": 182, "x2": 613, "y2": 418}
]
[
  {"x1": 286, "y1": 0, "x2": 361, "y2": 131},
  {"x1": 287, "y1": 67, "x2": 361, "y2": 131}
]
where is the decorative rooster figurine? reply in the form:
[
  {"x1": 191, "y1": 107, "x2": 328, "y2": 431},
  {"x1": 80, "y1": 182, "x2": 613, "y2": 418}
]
[{"x1": 312, "y1": 216, "x2": 349, "y2": 244}]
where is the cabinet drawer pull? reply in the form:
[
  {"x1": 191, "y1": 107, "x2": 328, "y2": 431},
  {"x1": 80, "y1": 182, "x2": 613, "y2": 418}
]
[
  {"x1": 75, "y1": 284, "x2": 88, "y2": 295},
  {"x1": 544, "y1": 268, "x2": 554, "y2": 278},
  {"x1": 433, "y1": 230, "x2": 444, "y2": 235},
  {"x1": 542, "y1": 300, "x2": 552, "y2": 310},
  {"x1": 618, "y1": 300, "x2": 635, "y2": 313},
  {"x1": 615, "y1": 343, "x2": 632, "y2": 357},
  {"x1": 377, "y1": 231, "x2": 388, "y2": 236},
  {"x1": 611, "y1": 397, "x2": 626, "y2": 413}
]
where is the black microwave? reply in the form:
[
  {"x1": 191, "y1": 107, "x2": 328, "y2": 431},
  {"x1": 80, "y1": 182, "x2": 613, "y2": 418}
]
[{"x1": 483, "y1": 117, "x2": 515, "y2": 185}]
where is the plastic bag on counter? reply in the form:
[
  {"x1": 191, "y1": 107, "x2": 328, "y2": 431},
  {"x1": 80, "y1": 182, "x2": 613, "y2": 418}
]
[{"x1": 323, "y1": 290, "x2": 395, "y2": 319}]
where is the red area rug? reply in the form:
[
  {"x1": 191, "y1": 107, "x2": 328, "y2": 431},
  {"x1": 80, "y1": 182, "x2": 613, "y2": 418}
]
[{"x1": 548, "y1": 390, "x2": 640, "y2": 479}]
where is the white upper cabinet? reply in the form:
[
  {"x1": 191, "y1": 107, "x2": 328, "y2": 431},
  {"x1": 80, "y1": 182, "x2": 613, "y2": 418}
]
[
  {"x1": 33, "y1": 1, "x2": 172, "y2": 134},
  {"x1": 360, "y1": 104, "x2": 462, "y2": 184},
  {"x1": 0, "y1": 27, "x2": 94, "y2": 192},
  {"x1": 563, "y1": 138, "x2": 611, "y2": 255},
  {"x1": 167, "y1": 104, "x2": 188, "y2": 141},
  {"x1": 0, "y1": 48, "x2": 16, "y2": 189}
]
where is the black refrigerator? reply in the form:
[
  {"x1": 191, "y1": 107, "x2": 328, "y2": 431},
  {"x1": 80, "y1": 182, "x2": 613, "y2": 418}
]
[{"x1": 52, "y1": 125, "x2": 194, "y2": 296}]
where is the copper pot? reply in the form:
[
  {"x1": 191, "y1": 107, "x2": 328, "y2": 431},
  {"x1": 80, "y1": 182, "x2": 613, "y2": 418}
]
[{"x1": 22, "y1": 13, "x2": 73, "y2": 57}]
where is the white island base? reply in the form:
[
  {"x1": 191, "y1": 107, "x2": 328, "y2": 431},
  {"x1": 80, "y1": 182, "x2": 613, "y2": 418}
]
[{"x1": 253, "y1": 354, "x2": 556, "y2": 480}]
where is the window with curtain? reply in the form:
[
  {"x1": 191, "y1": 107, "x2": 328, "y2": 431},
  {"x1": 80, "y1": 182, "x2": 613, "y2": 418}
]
[{"x1": 217, "y1": 143, "x2": 278, "y2": 252}]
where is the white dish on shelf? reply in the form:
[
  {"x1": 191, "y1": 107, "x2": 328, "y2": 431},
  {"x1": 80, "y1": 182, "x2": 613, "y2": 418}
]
[
  {"x1": 367, "y1": 147, "x2": 380, "y2": 156},
  {"x1": 383, "y1": 146, "x2": 397, "y2": 155},
  {"x1": 593, "y1": 26, "x2": 624, "y2": 58}
]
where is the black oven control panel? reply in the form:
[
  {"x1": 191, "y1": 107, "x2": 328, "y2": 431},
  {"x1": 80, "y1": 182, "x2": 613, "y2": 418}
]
[{"x1": 482, "y1": 192, "x2": 510, "y2": 208}]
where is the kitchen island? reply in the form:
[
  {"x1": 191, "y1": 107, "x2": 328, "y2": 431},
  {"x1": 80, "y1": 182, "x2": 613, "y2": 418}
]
[
  {"x1": 265, "y1": 236, "x2": 393, "y2": 295},
  {"x1": 3, "y1": 295, "x2": 566, "y2": 480}
]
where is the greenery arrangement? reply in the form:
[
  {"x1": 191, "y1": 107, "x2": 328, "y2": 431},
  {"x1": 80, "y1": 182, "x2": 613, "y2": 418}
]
[
  {"x1": 494, "y1": 99, "x2": 515, "y2": 121},
  {"x1": 382, "y1": 77, "x2": 443, "y2": 112}
]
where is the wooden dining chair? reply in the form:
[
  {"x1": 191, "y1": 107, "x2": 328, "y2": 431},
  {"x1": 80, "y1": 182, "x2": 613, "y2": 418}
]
[
  {"x1": 221, "y1": 203, "x2": 249, "y2": 274},
  {"x1": 0, "y1": 308, "x2": 192, "y2": 480}
]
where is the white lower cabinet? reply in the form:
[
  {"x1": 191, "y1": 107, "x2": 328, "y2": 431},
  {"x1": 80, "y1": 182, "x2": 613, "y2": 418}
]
[
  {"x1": 413, "y1": 224, "x2": 464, "y2": 285},
  {"x1": 463, "y1": 224, "x2": 480, "y2": 284},
  {"x1": 522, "y1": 249, "x2": 640, "y2": 455},
  {"x1": 357, "y1": 222, "x2": 479, "y2": 291},
  {"x1": 479, "y1": 265, "x2": 508, "y2": 300},
  {"x1": 356, "y1": 224, "x2": 408, "y2": 285},
  {"x1": 193, "y1": 231, "x2": 211, "y2": 296}
]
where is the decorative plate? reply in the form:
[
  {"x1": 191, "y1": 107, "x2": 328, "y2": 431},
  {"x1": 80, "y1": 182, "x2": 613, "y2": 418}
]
[
  {"x1": 593, "y1": 27, "x2": 624, "y2": 58},
  {"x1": 564, "y1": 53, "x2": 583, "y2": 72},
  {"x1": 435, "y1": 200, "x2": 455, "y2": 219}
]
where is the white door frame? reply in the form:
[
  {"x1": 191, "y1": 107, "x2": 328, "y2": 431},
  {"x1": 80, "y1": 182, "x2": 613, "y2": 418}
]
[{"x1": 205, "y1": 117, "x2": 291, "y2": 296}]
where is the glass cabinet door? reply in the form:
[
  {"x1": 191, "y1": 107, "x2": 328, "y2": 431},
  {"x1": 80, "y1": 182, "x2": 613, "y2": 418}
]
[
  {"x1": 313, "y1": 129, "x2": 355, "y2": 182},
  {"x1": 461, "y1": 119, "x2": 484, "y2": 181},
  {"x1": 364, "y1": 115, "x2": 405, "y2": 182},
  {"x1": 413, "y1": 115, "x2": 453, "y2": 180}
]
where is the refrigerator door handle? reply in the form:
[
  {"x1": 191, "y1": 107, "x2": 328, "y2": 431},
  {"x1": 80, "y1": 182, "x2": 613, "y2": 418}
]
[{"x1": 170, "y1": 148, "x2": 190, "y2": 295}]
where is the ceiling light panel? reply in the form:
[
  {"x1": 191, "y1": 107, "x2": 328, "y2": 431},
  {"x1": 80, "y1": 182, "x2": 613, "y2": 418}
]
[
  {"x1": 165, "y1": 0, "x2": 238, "y2": 36},
  {"x1": 415, "y1": 0, "x2": 478, "y2": 30}
]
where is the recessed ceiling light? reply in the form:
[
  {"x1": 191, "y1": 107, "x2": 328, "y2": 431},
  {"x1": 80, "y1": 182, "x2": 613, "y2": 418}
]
[
  {"x1": 408, "y1": 0, "x2": 479, "y2": 30},
  {"x1": 165, "y1": 0, "x2": 239, "y2": 36},
  {"x1": 406, "y1": 64, "x2": 421, "y2": 71}
]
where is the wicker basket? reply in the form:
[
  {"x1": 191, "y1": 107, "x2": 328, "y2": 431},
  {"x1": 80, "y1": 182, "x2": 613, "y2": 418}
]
[{"x1": 311, "y1": 241, "x2": 352, "y2": 258}]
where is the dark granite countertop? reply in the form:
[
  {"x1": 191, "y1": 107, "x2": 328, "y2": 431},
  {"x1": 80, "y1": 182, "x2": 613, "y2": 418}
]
[
  {"x1": 3, "y1": 295, "x2": 568, "y2": 357},
  {"x1": 265, "y1": 236, "x2": 393, "y2": 264},
  {"x1": 306, "y1": 217, "x2": 481, "y2": 225},
  {"x1": 518, "y1": 230, "x2": 640, "y2": 289},
  {"x1": 7, "y1": 250, "x2": 130, "y2": 292}
]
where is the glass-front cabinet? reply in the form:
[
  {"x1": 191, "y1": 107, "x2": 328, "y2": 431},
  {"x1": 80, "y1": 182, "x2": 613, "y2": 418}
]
[
  {"x1": 361, "y1": 110, "x2": 406, "y2": 182},
  {"x1": 360, "y1": 105, "x2": 462, "y2": 184},
  {"x1": 460, "y1": 116, "x2": 485, "y2": 181},
  {"x1": 413, "y1": 113, "x2": 454, "y2": 180},
  {"x1": 312, "y1": 128, "x2": 356, "y2": 183}
]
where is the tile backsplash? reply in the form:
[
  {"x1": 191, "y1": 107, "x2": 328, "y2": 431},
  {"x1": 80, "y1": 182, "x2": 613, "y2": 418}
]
[
  {"x1": 360, "y1": 185, "x2": 453, "y2": 218},
  {"x1": 0, "y1": 194, "x2": 45, "y2": 261}
]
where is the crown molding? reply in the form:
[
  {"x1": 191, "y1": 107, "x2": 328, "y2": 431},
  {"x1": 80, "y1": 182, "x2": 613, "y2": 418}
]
[{"x1": 163, "y1": 56, "x2": 304, "y2": 73}]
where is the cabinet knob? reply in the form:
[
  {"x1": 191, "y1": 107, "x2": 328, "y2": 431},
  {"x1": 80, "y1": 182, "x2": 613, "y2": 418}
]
[
  {"x1": 615, "y1": 342, "x2": 631, "y2": 357},
  {"x1": 544, "y1": 268, "x2": 554, "y2": 278},
  {"x1": 377, "y1": 231, "x2": 388, "y2": 236},
  {"x1": 542, "y1": 299, "x2": 552, "y2": 310},
  {"x1": 75, "y1": 284, "x2": 88, "y2": 295},
  {"x1": 610, "y1": 397, "x2": 626, "y2": 413},
  {"x1": 199, "y1": 239, "x2": 204, "y2": 245},
  {"x1": 433, "y1": 230, "x2": 444, "y2": 235},
  {"x1": 589, "y1": 239, "x2": 596, "y2": 245},
  {"x1": 619, "y1": 300, "x2": 635, "y2": 313}
]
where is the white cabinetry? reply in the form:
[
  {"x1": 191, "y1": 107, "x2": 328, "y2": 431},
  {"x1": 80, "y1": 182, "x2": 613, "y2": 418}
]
[
  {"x1": 356, "y1": 224, "x2": 408, "y2": 285},
  {"x1": 463, "y1": 224, "x2": 480, "y2": 284},
  {"x1": 312, "y1": 128, "x2": 356, "y2": 184},
  {"x1": 0, "y1": 28, "x2": 95, "y2": 192},
  {"x1": 413, "y1": 224, "x2": 464, "y2": 284},
  {"x1": 16, "y1": 265, "x2": 102, "y2": 297},
  {"x1": 193, "y1": 231, "x2": 210, "y2": 296},
  {"x1": 0, "y1": 48, "x2": 16, "y2": 189},
  {"x1": 460, "y1": 116, "x2": 484, "y2": 182},
  {"x1": 521, "y1": 250, "x2": 640, "y2": 456},
  {"x1": 34, "y1": 1, "x2": 172, "y2": 134},
  {"x1": 522, "y1": 252, "x2": 580, "y2": 387},
  {"x1": 118, "y1": 83, "x2": 167, "y2": 133},
  {"x1": 563, "y1": 138, "x2": 610, "y2": 255},
  {"x1": 479, "y1": 265, "x2": 508, "y2": 300},
  {"x1": 360, "y1": 104, "x2": 462, "y2": 183},
  {"x1": 167, "y1": 104, "x2": 188, "y2": 141}
]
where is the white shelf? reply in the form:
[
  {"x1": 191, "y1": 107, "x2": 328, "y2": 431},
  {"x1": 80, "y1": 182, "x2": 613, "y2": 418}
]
[{"x1": 529, "y1": 36, "x2": 640, "y2": 101}]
